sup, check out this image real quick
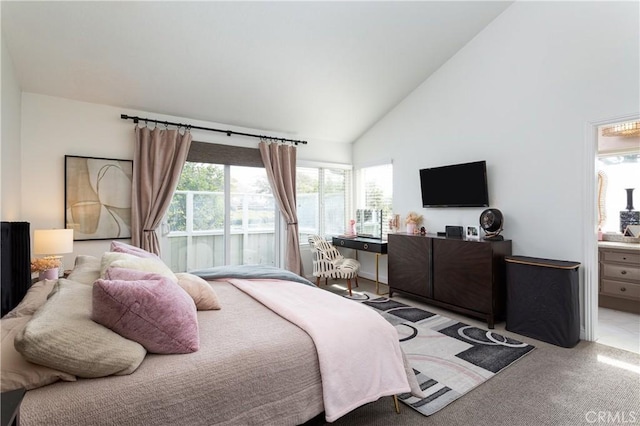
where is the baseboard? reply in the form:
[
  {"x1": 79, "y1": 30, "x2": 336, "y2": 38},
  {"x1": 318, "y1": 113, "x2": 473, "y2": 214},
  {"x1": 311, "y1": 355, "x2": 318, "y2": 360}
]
[
  {"x1": 306, "y1": 272, "x2": 389, "y2": 285},
  {"x1": 356, "y1": 271, "x2": 388, "y2": 285}
]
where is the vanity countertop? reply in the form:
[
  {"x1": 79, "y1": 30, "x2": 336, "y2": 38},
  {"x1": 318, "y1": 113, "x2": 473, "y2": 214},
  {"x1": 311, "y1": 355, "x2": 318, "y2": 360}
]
[{"x1": 598, "y1": 241, "x2": 640, "y2": 251}]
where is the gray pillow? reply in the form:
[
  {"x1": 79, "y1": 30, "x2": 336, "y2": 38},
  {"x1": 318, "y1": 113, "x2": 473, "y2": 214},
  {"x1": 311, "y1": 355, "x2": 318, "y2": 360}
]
[
  {"x1": 2, "y1": 279, "x2": 57, "y2": 319},
  {"x1": 14, "y1": 279, "x2": 147, "y2": 378},
  {"x1": 66, "y1": 255, "x2": 101, "y2": 285}
]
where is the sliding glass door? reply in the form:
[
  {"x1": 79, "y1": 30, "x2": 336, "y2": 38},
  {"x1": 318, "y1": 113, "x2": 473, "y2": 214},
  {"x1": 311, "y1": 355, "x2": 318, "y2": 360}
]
[
  {"x1": 229, "y1": 166, "x2": 276, "y2": 266},
  {"x1": 162, "y1": 162, "x2": 278, "y2": 272}
]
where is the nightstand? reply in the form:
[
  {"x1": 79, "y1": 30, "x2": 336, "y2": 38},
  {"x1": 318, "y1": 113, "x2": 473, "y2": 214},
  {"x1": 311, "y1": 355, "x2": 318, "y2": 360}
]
[{"x1": 1, "y1": 388, "x2": 26, "y2": 426}]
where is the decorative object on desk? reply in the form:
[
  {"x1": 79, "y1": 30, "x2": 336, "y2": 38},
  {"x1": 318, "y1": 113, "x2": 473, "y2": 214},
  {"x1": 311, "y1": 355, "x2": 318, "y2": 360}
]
[
  {"x1": 405, "y1": 211, "x2": 423, "y2": 234},
  {"x1": 420, "y1": 226, "x2": 426, "y2": 236},
  {"x1": 347, "y1": 219, "x2": 356, "y2": 236},
  {"x1": 466, "y1": 225, "x2": 480, "y2": 240},
  {"x1": 65, "y1": 155, "x2": 133, "y2": 241},
  {"x1": 619, "y1": 188, "x2": 639, "y2": 233},
  {"x1": 479, "y1": 208, "x2": 504, "y2": 241},
  {"x1": 444, "y1": 225, "x2": 463, "y2": 238},
  {"x1": 31, "y1": 257, "x2": 61, "y2": 281},
  {"x1": 388, "y1": 214, "x2": 400, "y2": 233},
  {"x1": 33, "y1": 229, "x2": 73, "y2": 278}
]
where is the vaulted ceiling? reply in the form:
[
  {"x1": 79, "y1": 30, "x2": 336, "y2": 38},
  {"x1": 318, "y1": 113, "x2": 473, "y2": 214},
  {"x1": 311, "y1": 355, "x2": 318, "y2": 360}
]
[{"x1": 1, "y1": 1, "x2": 512, "y2": 143}]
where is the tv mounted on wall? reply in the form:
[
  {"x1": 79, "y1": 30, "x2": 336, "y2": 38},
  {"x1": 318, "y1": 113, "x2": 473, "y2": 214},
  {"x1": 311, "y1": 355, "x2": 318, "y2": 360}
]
[{"x1": 419, "y1": 160, "x2": 489, "y2": 207}]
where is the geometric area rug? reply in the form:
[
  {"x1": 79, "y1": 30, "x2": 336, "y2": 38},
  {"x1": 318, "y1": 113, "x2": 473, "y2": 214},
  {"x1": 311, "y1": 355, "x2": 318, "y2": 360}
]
[{"x1": 348, "y1": 293, "x2": 535, "y2": 416}]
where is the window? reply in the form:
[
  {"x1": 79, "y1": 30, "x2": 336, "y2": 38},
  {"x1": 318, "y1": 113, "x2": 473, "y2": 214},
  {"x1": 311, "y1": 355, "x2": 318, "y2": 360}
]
[
  {"x1": 297, "y1": 167, "x2": 351, "y2": 242},
  {"x1": 356, "y1": 163, "x2": 393, "y2": 238},
  {"x1": 163, "y1": 143, "x2": 352, "y2": 270},
  {"x1": 162, "y1": 142, "x2": 279, "y2": 272}
]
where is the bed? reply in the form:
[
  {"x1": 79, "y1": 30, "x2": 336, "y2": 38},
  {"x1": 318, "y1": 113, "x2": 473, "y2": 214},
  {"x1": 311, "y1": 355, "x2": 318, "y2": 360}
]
[{"x1": 1, "y1": 243, "x2": 418, "y2": 425}]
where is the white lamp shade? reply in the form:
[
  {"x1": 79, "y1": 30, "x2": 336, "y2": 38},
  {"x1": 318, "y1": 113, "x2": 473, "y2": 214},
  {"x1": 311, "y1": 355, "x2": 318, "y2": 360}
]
[{"x1": 34, "y1": 229, "x2": 74, "y2": 255}]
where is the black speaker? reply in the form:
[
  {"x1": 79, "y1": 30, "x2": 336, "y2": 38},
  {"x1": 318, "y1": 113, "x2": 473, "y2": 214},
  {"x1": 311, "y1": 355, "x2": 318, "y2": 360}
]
[{"x1": 445, "y1": 225, "x2": 463, "y2": 238}]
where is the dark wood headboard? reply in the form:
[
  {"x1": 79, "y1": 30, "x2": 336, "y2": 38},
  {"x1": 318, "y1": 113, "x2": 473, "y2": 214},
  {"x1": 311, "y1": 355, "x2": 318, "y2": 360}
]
[{"x1": 1, "y1": 222, "x2": 32, "y2": 316}]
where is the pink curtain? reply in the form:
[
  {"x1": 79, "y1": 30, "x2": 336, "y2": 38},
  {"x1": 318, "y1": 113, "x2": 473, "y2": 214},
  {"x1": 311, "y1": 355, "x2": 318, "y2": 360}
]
[
  {"x1": 132, "y1": 126, "x2": 192, "y2": 255},
  {"x1": 259, "y1": 141, "x2": 303, "y2": 275}
]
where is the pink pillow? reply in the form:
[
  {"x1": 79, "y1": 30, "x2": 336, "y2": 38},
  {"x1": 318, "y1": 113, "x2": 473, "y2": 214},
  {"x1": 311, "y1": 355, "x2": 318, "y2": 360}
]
[
  {"x1": 110, "y1": 241, "x2": 160, "y2": 260},
  {"x1": 91, "y1": 274, "x2": 199, "y2": 354},
  {"x1": 106, "y1": 267, "x2": 219, "y2": 311}
]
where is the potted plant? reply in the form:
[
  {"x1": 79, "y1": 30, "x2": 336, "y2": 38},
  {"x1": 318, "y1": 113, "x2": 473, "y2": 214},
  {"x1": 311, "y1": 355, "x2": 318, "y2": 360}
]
[
  {"x1": 31, "y1": 257, "x2": 61, "y2": 281},
  {"x1": 405, "y1": 212, "x2": 423, "y2": 234}
]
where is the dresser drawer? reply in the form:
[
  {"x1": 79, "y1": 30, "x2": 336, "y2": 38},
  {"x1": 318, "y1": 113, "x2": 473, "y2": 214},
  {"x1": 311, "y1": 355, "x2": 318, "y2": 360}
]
[
  {"x1": 601, "y1": 263, "x2": 640, "y2": 282},
  {"x1": 601, "y1": 279, "x2": 640, "y2": 301},
  {"x1": 602, "y1": 250, "x2": 640, "y2": 265}
]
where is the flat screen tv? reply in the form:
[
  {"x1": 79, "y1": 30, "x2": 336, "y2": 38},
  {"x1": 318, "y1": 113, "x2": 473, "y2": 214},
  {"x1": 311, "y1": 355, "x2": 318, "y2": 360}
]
[{"x1": 419, "y1": 160, "x2": 489, "y2": 207}]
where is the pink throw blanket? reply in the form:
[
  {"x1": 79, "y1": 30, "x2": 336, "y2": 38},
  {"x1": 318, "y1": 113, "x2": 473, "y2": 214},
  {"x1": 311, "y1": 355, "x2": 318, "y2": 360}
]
[{"x1": 228, "y1": 279, "x2": 410, "y2": 422}]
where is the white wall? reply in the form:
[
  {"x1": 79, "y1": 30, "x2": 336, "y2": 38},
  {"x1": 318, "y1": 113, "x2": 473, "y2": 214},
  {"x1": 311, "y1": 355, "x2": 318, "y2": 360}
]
[
  {"x1": 19, "y1": 93, "x2": 352, "y2": 268},
  {"x1": 1, "y1": 36, "x2": 23, "y2": 220},
  {"x1": 355, "y1": 1, "x2": 639, "y2": 261},
  {"x1": 352, "y1": 1, "x2": 639, "y2": 332}
]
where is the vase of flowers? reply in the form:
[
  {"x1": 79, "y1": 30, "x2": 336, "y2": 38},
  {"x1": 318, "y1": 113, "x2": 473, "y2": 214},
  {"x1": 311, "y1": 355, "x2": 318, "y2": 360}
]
[
  {"x1": 405, "y1": 211, "x2": 424, "y2": 234},
  {"x1": 31, "y1": 257, "x2": 62, "y2": 281}
]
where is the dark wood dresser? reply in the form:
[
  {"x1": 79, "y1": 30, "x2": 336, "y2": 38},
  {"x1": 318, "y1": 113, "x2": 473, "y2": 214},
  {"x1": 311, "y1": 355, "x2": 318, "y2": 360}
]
[{"x1": 388, "y1": 233, "x2": 512, "y2": 328}]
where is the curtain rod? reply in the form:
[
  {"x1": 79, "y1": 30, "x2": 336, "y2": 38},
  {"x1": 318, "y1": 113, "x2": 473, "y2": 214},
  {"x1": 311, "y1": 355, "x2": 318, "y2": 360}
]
[{"x1": 120, "y1": 114, "x2": 308, "y2": 145}]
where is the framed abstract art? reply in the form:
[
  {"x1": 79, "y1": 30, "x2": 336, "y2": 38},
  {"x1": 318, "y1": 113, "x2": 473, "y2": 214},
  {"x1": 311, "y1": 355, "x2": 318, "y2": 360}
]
[{"x1": 64, "y1": 155, "x2": 133, "y2": 241}]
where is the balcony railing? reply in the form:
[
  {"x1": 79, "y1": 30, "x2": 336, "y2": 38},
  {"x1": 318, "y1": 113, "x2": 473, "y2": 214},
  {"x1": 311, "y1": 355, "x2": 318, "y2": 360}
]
[
  {"x1": 165, "y1": 231, "x2": 275, "y2": 272},
  {"x1": 162, "y1": 190, "x2": 344, "y2": 271}
]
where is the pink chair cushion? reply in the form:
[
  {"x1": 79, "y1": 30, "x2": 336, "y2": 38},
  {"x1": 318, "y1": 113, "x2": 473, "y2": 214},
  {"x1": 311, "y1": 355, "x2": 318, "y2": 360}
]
[{"x1": 92, "y1": 272, "x2": 199, "y2": 354}]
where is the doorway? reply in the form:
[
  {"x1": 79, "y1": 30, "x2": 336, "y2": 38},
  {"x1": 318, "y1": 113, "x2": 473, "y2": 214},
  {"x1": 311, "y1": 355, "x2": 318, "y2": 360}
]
[{"x1": 588, "y1": 118, "x2": 640, "y2": 354}]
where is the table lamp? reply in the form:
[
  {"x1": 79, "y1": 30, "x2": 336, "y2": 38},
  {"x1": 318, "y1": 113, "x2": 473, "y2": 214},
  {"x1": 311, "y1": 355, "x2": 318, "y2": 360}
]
[{"x1": 34, "y1": 229, "x2": 74, "y2": 278}]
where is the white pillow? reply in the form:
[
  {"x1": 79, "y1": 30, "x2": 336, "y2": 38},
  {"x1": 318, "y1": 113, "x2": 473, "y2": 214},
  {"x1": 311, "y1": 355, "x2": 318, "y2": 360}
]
[
  {"x1": 14, "y1": 279, "x2": 147, "y2": 378},
  {"x1": 100, "y1": 252, "x2": 177, "y2": 282}
]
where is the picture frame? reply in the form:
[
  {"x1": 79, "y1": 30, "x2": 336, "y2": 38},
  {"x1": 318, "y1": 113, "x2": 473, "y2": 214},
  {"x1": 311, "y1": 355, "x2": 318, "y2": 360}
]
[
  {"x1": 65, "y1": 155, "x2": 133, "y2": 241},
  {"x1": 466, "y1": 225, "x2": 480, "y2": 240}
]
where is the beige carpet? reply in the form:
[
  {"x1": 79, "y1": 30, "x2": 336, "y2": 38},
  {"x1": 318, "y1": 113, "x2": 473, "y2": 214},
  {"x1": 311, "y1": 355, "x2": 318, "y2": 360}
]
[{"x1": 309, "y1": 279, "x2": 640, "y2": 426}]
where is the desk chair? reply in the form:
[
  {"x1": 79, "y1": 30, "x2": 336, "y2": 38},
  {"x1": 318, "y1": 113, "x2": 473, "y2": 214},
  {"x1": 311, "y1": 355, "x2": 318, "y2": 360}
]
[{"x1": 308, "y1": 235, "x2": 360, "y2": 296}]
